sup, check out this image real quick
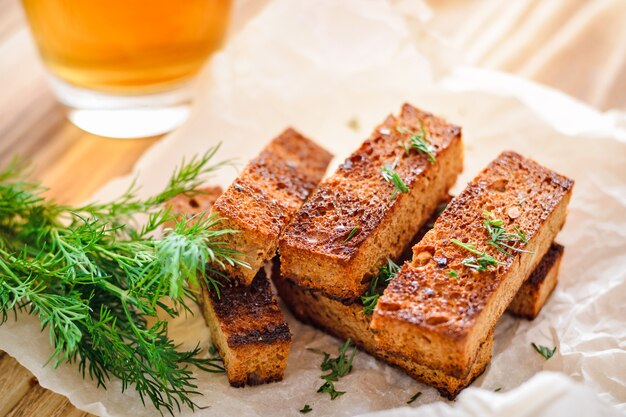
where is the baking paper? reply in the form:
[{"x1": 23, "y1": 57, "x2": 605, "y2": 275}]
[{"x1": 1, "y1": 0, "x2": 625, "y2": 416}]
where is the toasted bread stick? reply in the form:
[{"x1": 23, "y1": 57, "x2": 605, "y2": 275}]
[
  {"x1": 166, "y1": 129, "x2": 332, "y2": 385},
  {"x1": 410, "y1": 200, "x2": 564, "y2": 321},
  {"x1": 273, "y1": 225, "x2": 564, "y2": 397},
  {"x1": 279, "y1": 104, "x2": 463, "y2": 300},
  {"x1": 202, "y1": 268, "x2": 291, "y2": 386},
  {"x1": 371, "y1": 151, "x2": 573, "y2": 378},
  {"x1": 273, "y1": 267, "x2": 492, "y2": 398},
  {"x1": 167, "y1": 187, "x2": 292, "y2": 386},
  {"x1": 211, "y1": 128, "x2": 333, "y2": 285}
]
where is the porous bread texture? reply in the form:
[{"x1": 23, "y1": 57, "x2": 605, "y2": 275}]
[
  {"x1": 211, "y1": 128, "x2": 333, "y2": 285},
  {"x1": 272, "y1": 273, "x2": 492, "y2": 398},
  {"x1": 279, "y1": 104, "x2": 463, "y2": 301},
  {"x1": 371, "y1": 151, "x2": 574, "y2": 378},
  {"x1": 508, "y1": 243, "x2": 563, "y2": 319},
  {"x1": 413, "y1": 200, "x2": 564, "y2": 321},
  {"x1": 200, "y1": 269, "x2": 291, "y2": 386}
]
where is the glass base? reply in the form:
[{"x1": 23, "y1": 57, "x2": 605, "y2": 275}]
[{"x1": 49, "y1": 76, "x2": 193, "y2": 139}]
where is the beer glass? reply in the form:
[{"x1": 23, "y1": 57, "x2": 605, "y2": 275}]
[{"x1": 22, "y1": 0, "x2": 231, "y2": 138}]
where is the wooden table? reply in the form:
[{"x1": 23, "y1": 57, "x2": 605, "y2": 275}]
[{"x1": 1, "y1": 0, "x2": 625, "y2": 415}]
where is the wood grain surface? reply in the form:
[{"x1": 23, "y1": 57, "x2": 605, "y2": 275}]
[{"x1": 0, "y1": 0, "x2": 624, "y2": 415}]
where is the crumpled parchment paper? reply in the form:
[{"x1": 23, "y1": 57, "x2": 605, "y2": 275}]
[{"x1": 1, "y1": 0, "x2": 625, "y2": 416}]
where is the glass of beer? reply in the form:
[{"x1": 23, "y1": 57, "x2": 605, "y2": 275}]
[{"x1": 21, "y1": 0, "x2": 231, "y2": 138}]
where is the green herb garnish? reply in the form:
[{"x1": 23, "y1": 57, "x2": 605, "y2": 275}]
[
  {"x1": 318, "y1": 381, "x2": 345, "y2": 400},
  {"x1": 206, "y1": 343, "x2": 226, "y2": 373},
  {"x1": 398, "y1": 124, "x2": 436, "y2": 163},
  {"x1": 450, "y1": 239, "x2": 504, "y2": 272},
  {"x1": 0, "y1": 147, "x2": 248, "y2": 414},
  {"x1": 361, "y1": 258, "x2": 400, "y2": 315},
  {"x1": 494, "y1": 387, "x2": 502, "y2": 392},
  {"x1": 381, "y1": 159, "x2": 408, "y2": 199},
  {"x1": 483, "y1": 210, "x2": 533, "y2": 257},
  {"x1": 300, "y1": 404, "x2": 313, "y2": 414},
  {"x1": 407, "y1": 123, "x2": 436, "y2": 163},
  {"x1": 407, "y1": 391, "x2": 422, "y2": 404},
  {"x1": 343, "y1": 226, "x2": 360, "y2": 243},
  {"x1": 447, "y1": 270, "x2": 459, "y2": 279},
  {"x1": 532, "y1": 343, "x2": 556, "y2": 360},
  {"x1": 312, "y1": 339, "x2": 357, "y2": 400}
]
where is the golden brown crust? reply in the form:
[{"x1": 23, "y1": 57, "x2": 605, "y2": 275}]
[
  {"x1": 411, "y1": 202, "x2": 563, "y2": 320},
  {"x1": 371, "y1": 151, "x2": 573, "y2": 377},
  {"x1": 211, "y1": 128, "x2": 333, "y2": 285},
  {"x1": 508, "y1": 243, "x2": 563, "y2": 319},
  {"x1": 279, "y1": 104, "x2": 463, "y2": 300}
]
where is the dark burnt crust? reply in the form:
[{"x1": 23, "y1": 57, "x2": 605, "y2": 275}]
[
  {"x1": 208, "y1": 268, "x2": 292, "y2": 347},
  {"x1": 526, "y1": 243, "x2": 564, "y2": 287},
  {"x1": 212, "y1": 128, "x2": 333, "y2": 237},
  {"x1": 279, "y1": 104, "x2": 461, "y2": 261},
  {"x1": 229, "y1": 373, "x2": 285, "y2": 388},
  {"x1": 377, "y1": 151, "x2": 574, "y2": 337}
]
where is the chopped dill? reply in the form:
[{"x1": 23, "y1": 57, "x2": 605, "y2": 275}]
[
  {"x1": 361, "y1": 258, "x2": 400, "y2": 315},
  {"x1": 531, "y1": 343, "x2": 557, "y2": 360},
  {"x1": 407, "y1": 391, "x2": 422, "y2": 404},
  {"x1": 381, "y1": 159, "x2": 409, "y2": 199},
  {"x1": 450, "y1": 239, "x2": 504, "y2": 272},
  {"x1": 343, "y1": 226, "x2": 360, "y2": 243},
  {"x1": 483, "y1": 210, "x2": 533, "y2": 257},
  {"x1": 311, "y1": 339, "x2": 357, "y2": 400}
]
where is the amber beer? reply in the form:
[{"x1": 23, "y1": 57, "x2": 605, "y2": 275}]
[{"x1": 22, "y1": 0, "x2": 231, "y2": 94}]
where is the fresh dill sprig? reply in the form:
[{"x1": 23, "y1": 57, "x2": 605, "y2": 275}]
[
  {"x1": 407, "y1": 391, "x2": 422, "y2": 404},
  {"x1": 447, "y1": 270, "x2": 458, "y2": 279},
  {"x1": 361, "y1": 258, "x2": 400, "y2": 315},
  {"x1": 311, "y1": 339, "x2": 357, "y2": 400},
  {"x1": 482, "y1": 210, "x2": 533, "y2": 257},
  {"x1": 0, "y1": 145, "x2": 247, "y2": 415},
  {"x1": 381, "y1": 159, "x2": 408, "y2": 199},
  {"x1": 401, "y1": 123, "x2": 436, "y2": 163},
  {"x1": 531, "y1": 343, "x2": 556, "y2": 360},
  {"x1": 343, "y1": 226, "x2": 360, "y2": 243},
  {"x1": 203, "y1": 344, "x2": 226, "y2": 373},
  {"x1": 450, "y1": 239, "x2": 504, "y2": 272},
  {"x1": 79, "y1": 147, "x2": 235, "y2": 230}
]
